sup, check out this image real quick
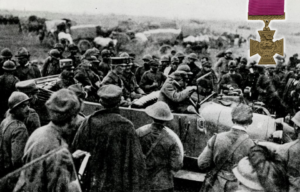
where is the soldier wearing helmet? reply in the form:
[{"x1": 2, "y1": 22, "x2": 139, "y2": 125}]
[
  {"x1": 219, "y1": 60, "x2": 243, "y2": 92},
  {"x1": 140, "y1": 60, "x2": 166, "y2": 94},
  {"x1": 99, "y1": 49, "x2": 111, "y2": 77},
  {"x1": 0, "y1": 61, "x2": 20, "y2": 119},
  {"x1": 136, "y1": 101, "x2": 184, "y2": 191},
  {"x1": 53, "y1": 43, "x2": 64, "y2": 57},
  {"x1": 135, "y1": 54, "x2": 152, "y2": 84},
  {"x1": 160, "y1": 55, "x2": 170, "y2": 73},
  {"x1": 214, "y1": 49, "x2": 234, "y2": 77},
  {"x1": 15, "y1": 47, "x2": 41, "y2": 81},
  {"x1": 198, "y1": 104, "x2": 255, "y2": 192},
  {"x1": 186, "y1": 53, "x2": 201, "y2": 85},
  {"x1": 0, "y1": 48, "x2": 13, "y2": 75},
  {"x1": 67, "y1": 44, "x2": 81, "y2": 67},
  {"x1": 175, "y1": 52, "x2": 185, "y2": 65},
  {"x1": 0, "y1": 91, "x2": 30, "y2": 177},
  {"x1": 164, "y1": 56, "x2": 180, "y2": 76},
  {"x1": 158, "y1": 67, "x2": 197, "y2": 113},
  {"x1": 41, "y1": 49, "x2": 61, "y2": 77}
]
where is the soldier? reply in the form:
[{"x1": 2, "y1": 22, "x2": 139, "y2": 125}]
[
  {"x1": 121, "y1": 61, "x2": 145, "y2": 100},
  {"x1": 287, "y1": 53, "x2": 300, "y2": 71},
  {"x1": 0, "y1": 92, "x2": 30, "y2": 177},
  {"x1": 67, "y1": 44, "x2": 81, "y2": 67},
  {"x1": 277, "y1": 111, "x2": 300, "y2": 192},
  {"x1": 41, "y1": 49, "x2": 61, "y2": 77},
  {"x1": 15, "y1": 80, "x2": 41, "y2": 135},
  {"x1": 219, "y1": 61, "x2": 243, "y2": 92},
  {"x1": 164, "y1": 56, "x2": 180, "y2": 76},
  {"x1": 99, "y1": 49, "x2": 111, "y2": 77},
  {"x1": 214, "y1": 49, "x2": 233, "y2": 76},
  {"x1": 85, "y1": 55, "x2": 102, "y2": 78},
  {"x1": 101, "y1": 57, "x2": 131, "y2": 104},
  {"x1": 194, "y1": 61, "x2": 219, "y2": 93},
  {"x1": 21, "y1": 89, "x2": 84, "y2": 191},
  {"x1": 136, "y1": 101, "x2": 184, "y2": 192},
  {"x1": 54, "y1": 43, "x2": 64, "y2": 58},
  {"x1": 129, "y1": 52, "x2": 139, "y2": 73},
  {"x1": 237, "y1": 57, "x2": 249, "y2": 89},
  {"x1": 266, "y1": 65, "x2": 281, "y2": 91},
  {"x1": 72, "y1": 84, "x2": 148, "y2": 192},
  {"x1": 175, "y1": 51, "x2": 185, "y2": 65},
  {"x1": 160, "y1": 55, "x2": 170, "y2": 73},
  {"x1": 243, "y1": 64, "x2": 260, "y2": 101},
  {"x1": 158, "y1": 70, "x2": 196, "y2": 113},
  {"x1": 186, "y1": 53, "x2": 201, "y2": 85},
  {"x1": 135, "y1": 54, "x2": 152, "y2": 84},
  {"x1": 0, "y1": 61, "x2": 19, "y2": 120},
  {"x1": 75, "y1": 59, "x2": 100, "y2": 92},
  {"x1": 198, "y1": 104, "x2": 255, "y2": 192},
  {"x1": 0, "y1": 48, "x2": 13, "y2": 75},
  {"x1": 15, "y1": 47, "x2": 41, "y2": 81},
  {"x1": 50, "y1": 59, "x2": 75, "y2": 91},
  {"x1": 140, "y1": 60, "x2": 166, "y2": 94}
]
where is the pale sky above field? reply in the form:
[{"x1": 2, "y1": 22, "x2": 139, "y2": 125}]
[{"x1": 1, "y1": 0, "x2": 300, "y2": 22}]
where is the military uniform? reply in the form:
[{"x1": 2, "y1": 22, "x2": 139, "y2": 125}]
[
  {"x1": 0, "y1": 115, "x2": 29, "y2": 177},
  {"x1": 0, "y1": 73, "x2": 19, "y2": 119},
  {"x1": 188, "y1": 63, "x2": 201, "y2": 85},
  {"x1": 75, "y1": 66, "x2": 100, "y2": 88},
  {"x1": 15, "y1": 62, "x2": 41, "y2": 81},
  {"x1": 140, "y1": 70, "x2": 166, "y2": 94},
  {"x1": 121, "y1": 71, "x2": 143, "y2": 99},
  {"x1": 99, "y1": 61, "x2": 111, "y2": 77},
  {"x1": 136, "y1": 65, "x2": 150, "y2": 84},
  {"x1": 158, "y1": 77, "x2": 194, "y2": 113},
  {"x1": 198, "y1": 126, "x2": 255, "y2": 192},
  {"x1": 243, "y1": 72, "x2": 260, "y2": 101},
  {"x1": 220, "y1": 71, "x2": 243, "y2": 90},
  {"x1": 24, "y1": 107, "x2": 41, "y2": 136},
  {"x1": 136, "y1": 123, "x2": 183, "y2": 191},
  {"x1": 215, "y1": 57, "x2": 232, "y2": 75},
  {"x1": 41, "y1": 56, "x2": 61, "y2": 77}
]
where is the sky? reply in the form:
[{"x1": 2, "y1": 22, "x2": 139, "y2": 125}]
[{"x1": 1, "y1": 0, "x2": 299, "y2": 22}]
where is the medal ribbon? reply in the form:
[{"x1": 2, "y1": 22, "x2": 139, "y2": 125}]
[{"x1": 249, "y1": 0, "x2": 285, "y2": 16}]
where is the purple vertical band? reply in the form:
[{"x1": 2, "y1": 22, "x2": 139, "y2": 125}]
[{"x1": 249, "y1": 0, "x2": 284, "y2": 15}]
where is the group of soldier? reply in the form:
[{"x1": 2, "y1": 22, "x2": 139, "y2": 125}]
[{"x1": 0, "y1": 42, "x2": 300, "y2": 192}]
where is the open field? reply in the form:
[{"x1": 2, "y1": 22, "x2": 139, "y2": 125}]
[{"x1": 1, "y1": 9, "x2": 300, "y2": 65}]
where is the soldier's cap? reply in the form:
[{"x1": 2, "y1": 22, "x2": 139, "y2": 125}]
[
  {"x1": 97, "y1": 84, "x2": 123, "y2": 107},
  {"x1": 177, "y1": 64, "x2": 193, "y2": 75},
  {"x1": 228, "y1": 60, "x2": 237, "y2": 68},
  {"x1": 225, "y1": 49, "x2": 233, "y2": 54},
  {"x1": 68, "y1": 44, "x2": 78, "y2": 50},
  {"x1": 68, "y1": 84, "x2": 87, "y2": 100},
  {"x1": 171, "y1": 56, "x2": 180, "y2": 64},
  {"x1": 241, "y1": 57, "x2": 248, "y2": 64},
  {"x1": 145, "y1": 101, "x2": 173, "y2": 121},
  {"x1": 16, "y1": 80, "x2": 38, "y2": 93},
  {"x1": 232, "y1": 157, "x2": 263, "y2": 191},
  {"x1": 2, "y1": 60, "x2": 16, "y2": 71},
  {"x1": 15, "y1": 47, "x2": 30, "y2": 58},
  {"x1": 188, "y1": 53, "x2": 198, "y2": 60},
  {"x1": 231, "y1": 104, "x2": 253, "y2": 123},
  {"x1": 142, "y1": 54, "x2": 152, "y2": 61},
  {"x1": 293, "y1": 53, "x2": 299, "y2": 57},
  {"x1": 49, "y1": 49, "x2": 60, "y2": 60},
  {"x1": 46, "y1": 89, "x2": 80, "y2": 121},
  {"x1": 202, "y1": 61, "x2": 212, "y2": 67},
  {"x1": 152, "y1": 54, "x2": 160, "y2": 60},
  {"x1": 175, "y1": 52, "x2": 185, "y2": 58},
  {"x1": 60, "y1": 59, "x2": 74, "y2": 69},
  {"x1": 160, "y1": 55, "x2": 170, "y2": 62},
  {"x1": 1, "y1": 48, "x2": 13, "y2": 58},
  {"x1": 8, "y1": 91, "x2": 31, "y2": 112},
  {"x1": 87, "y1": 56, "x2": 100, "y2": 63},
  {"x1": 54, "y1": 43, "x2": 64, "y2": 50},
  {"x1": 169, "y1": 71, "x2": 185, "y2": 80},
  {"x1": 292, "y1": 111, "x2": 300, "y2": 127},
  {"x1": 119, "y1": 52, "x2": 130, "y2": 58},
  {"x1": 101, "y1": 49, "x2": 110, "y2": 57},
  {"x1": 110, "y1": 57, "x2": 130, "y2": 66},
  {"x1": 150, "y1": 59, "x2": 160, "y2": 66}
]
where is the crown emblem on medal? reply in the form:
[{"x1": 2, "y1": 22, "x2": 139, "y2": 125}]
[{"x1": 248, "y1": 0, "x2": 285, "y2": 64}]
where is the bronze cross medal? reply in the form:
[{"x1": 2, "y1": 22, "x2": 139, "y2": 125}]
[{"x1": 249, "y1": 15, "x2": 285, "y2": 64}]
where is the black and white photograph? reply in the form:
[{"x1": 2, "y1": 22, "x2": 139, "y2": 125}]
[{"x1": 0, "y1": 0, "x2": 299, "y2": 191}]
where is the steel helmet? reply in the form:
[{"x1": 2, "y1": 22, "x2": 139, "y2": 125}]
[
  {"x1": 175, "y1": 52, "x2": 185, "y2": 58},
  {"x1": 2, "y1": 60, "x2": 16, "y2": 71},
  {"x1": 161, "y1": 55, "x2": 170, "y2": 62},
  {"x1": 54, "y1": 43, "x2": 64, "y2": 50},
  {"x1": 1, "y1": 48, "x2": 13, "y2": 58},
  {"x1": 15, "y1": 47, "x2": 30, "y2": 58},
  {"x1": 188, "y1": 53, "x2": 198, "y2": 60},
  {"x1": 101, "y1": 49, "x2": 110, "y2": 57},
  {"x1": 142, "y1": 54, "x2": 152, "y2": 61},
  {"x1": 145, "y1": 101, "x2": 173, "y2": 121},
  {"x1": 49, "y1": 49, "x2": 61, "y2": 59},
  {"x1": 8, "y1": 91, "x2": 31, "y2": 111},
  {"x1": 225, "y1": 49, "x2": 233, "y2": 54},
  {"x1": 176, "y1": 64, "x2": 193, "y2": 75}
]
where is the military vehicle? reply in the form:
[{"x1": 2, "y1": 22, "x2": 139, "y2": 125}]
[{"x1": 24, "y1": 76, "x2": 279, "y2": 183}]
